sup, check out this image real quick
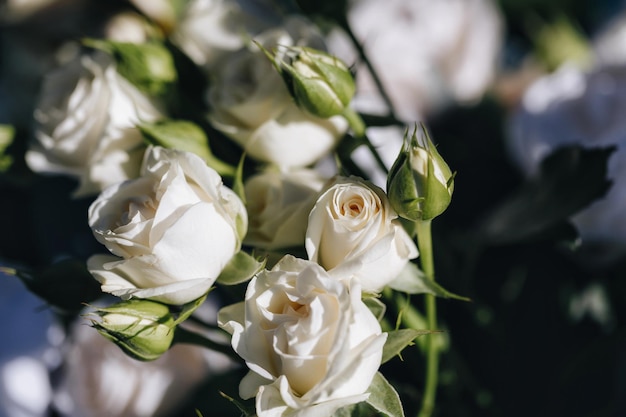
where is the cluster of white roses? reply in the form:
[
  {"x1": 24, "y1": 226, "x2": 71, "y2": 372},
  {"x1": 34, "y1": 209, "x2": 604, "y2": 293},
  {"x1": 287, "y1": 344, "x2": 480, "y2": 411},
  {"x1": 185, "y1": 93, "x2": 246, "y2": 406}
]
[
  {"x1": 18, "y1": 1, "x2": 437, "y2": 415},
  {"x1": 12, "y1": 0, "x2": 502, "y2": 414}
]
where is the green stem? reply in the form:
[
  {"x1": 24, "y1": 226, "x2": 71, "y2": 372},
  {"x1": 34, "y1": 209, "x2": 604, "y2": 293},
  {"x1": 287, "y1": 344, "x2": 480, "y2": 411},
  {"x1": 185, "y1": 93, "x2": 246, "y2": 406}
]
[
  {"x1": 336, "y1": 16, "x2": 399, "y2": 121},
  {"x1": 174, "y1": 327, "x2": 241, "y2": 363},
  {"x1": 342, "y1": 107, "x2": 389, "y2": 175},
  {"x1": 416, "y1": 220, "x2": 439, "y2": 417}
]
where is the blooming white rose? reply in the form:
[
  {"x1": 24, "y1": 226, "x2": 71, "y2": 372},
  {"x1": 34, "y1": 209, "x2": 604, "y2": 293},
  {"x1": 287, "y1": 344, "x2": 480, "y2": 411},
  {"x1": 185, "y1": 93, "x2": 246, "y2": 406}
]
[
  {"x1": 306, "y1": 176, "x2": 418, "y2": 293},
  {"x1": 206, "y1": 17, "x2": 348, "y2": 168},
  {"x1": 328, "y1": 0, "x2": 503, "y2": 119},
  {"x1": 244, "y1": 167, "x2": 327, "y2": 250},
  {"x1": 508, "y1": 63, "x2": 626, "y2": 259},
  {"x1": 87, "y1": 146, "x2": 247, "y2": 305},
  {"x1": 26, "y1": 51, "x2": 164, "y2": 197},
  {"x1": 218, "y1": 255, "x2": 387, "y2": 417}
]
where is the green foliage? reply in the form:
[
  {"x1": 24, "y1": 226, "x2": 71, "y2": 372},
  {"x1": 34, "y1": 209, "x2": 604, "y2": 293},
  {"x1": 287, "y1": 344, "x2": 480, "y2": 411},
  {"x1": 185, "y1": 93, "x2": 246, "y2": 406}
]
[
  {"x1": 84, "y1": 39, "x2": 177, "y2": 96},
  {"x1": 388, "y1": 262, "x2": 470, "y2": 301},
  {"x1": 365, "y1": 372, "x2": 405, "y2": 417},
  {"x1": 476, "y1": 145, "x2": 615, "y2": 245},
  {"x1": 139, "y1": 119, "x2": 236, "y2": 177},
  {"x1": 216, "y1": 251, "x2": 266, "y2": 286},
  {"x1": 382, "y1": 329, "x2": 434, "y2": 364},
  {"x1": 3, "y1": 259, "x2": 101, "y2": 313},
  {"x1": 0, "y1": 125, "x2": 14, "y2": 172}
]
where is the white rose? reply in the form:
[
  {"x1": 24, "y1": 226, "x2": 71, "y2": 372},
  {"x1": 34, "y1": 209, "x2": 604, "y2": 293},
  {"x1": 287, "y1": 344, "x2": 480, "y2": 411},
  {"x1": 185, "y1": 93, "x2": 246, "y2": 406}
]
[
  {"x1": 306, "y1": 176, "x2": 418, "y2": 293},
  {"x1": 218, "y1": 255, "x2": 387, "y2": 417},
  {"x1": 171, "y1": 0, "x2": 269, "y2": 71},
  {"x1": 206, "y1": 17, "x2": 348, "y2": 168},
  {"x1": 87, "y1": 146, "x2": 247, "y2": 305},
  {"x1": 26, "y1": 51, "x2": 164, "y2": 197},
  {"x1": 244, "y1": 168, "x2": 327, "y2": 250},
  {"x1": 328, "y1": 0, "x2": 503, "y2": 118}
]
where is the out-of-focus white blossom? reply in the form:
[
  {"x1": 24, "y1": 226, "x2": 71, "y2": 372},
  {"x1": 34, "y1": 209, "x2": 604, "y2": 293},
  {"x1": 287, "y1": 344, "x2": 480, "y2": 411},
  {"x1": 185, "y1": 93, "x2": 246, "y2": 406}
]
[
  {"x1": 26, "y1": 51, "x2": 165, "y2": 197},
  {"x1": 54, "y1": 300, "x2": 233, "y2": 417},
  {"x1": 328, "y1": 0, "x2": 504, "y2": 119},
  {"x1": 171, "y1": 0, "x2": 269, "y2": 71}
]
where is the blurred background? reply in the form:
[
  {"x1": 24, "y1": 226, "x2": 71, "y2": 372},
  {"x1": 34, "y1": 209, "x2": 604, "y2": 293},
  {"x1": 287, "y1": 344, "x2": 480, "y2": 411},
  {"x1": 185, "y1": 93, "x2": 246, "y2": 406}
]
[{"x1": 2, "y1": 0, "x2": 626, "y2": 416}]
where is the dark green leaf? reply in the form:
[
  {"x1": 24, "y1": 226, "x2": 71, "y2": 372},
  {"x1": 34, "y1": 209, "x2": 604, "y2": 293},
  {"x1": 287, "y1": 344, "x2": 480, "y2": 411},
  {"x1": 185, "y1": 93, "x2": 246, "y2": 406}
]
[
  {"x1": 5, "y1": 259, "x2": 102, "y2": 312},
  {"x1": 477, "y1": 145, "x2": 614, "y2": 245}
]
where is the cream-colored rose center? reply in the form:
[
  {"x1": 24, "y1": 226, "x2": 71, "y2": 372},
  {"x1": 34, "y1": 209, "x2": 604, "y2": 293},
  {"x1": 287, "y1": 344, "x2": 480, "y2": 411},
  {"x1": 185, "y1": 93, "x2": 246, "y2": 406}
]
[{"x1": 117, "y1": 195, "x2": 157, "y2": 227}]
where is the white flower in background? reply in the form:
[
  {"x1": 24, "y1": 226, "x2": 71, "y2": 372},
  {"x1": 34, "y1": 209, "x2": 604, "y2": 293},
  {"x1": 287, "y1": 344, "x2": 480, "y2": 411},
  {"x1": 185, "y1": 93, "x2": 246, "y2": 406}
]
[
  {"x1": 218, "y1": 255, "x2": 387, "y2": 417},
  {"x1": 171, "y1": 0, "x2": 270, "y2": 71},
  {"x1": 206, "y1": 17, "x2": 348, "y2": 168},
  {"x1": 88, "y1": 146, "x2": 247, "y2": 305},
  {"x1": 54, "y1": 306, "x2": 232, "y2": 417},
  {"x1": 103, "y1": 12, "x2": 153, "y2": 44},
  {"x1": 328, "y1": 0, "x2": 503, "y2": 119},
  {"x1": 244, "y1": 167, "x2": 327, "y2": 250},
  {"x1": 26, "y1": 51, "x2": 164, "y2": 197},
  {"x1": 0, "y1": 275, "x2": 57, "y2": 417},
  {"x1": 306, "y1": 176, "x2": 418, "y2": 293},
  {"x1": 508, "y1": 63, "x2": 626, "y2": 253},
  {"x1": 128, "y1": 0, "x2": 176, "y2": 33}
]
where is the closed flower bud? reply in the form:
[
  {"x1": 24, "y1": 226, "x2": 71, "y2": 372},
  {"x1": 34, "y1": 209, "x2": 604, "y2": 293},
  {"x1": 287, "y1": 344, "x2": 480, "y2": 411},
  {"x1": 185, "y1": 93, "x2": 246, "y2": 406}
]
[
  {"x1": 89, "y1": 299, "x2": 175, "y2": 361},
  {"x1": 387, "y1": 125, "x2": 454, "y2": 221},
  {"x1": 262, "y1": 44, "x2": 355, "y2": 118}
]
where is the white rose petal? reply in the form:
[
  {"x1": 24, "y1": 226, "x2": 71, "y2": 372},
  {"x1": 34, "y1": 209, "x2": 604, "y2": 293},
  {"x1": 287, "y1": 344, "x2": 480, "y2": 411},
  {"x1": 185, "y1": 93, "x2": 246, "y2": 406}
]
[
  {"x1": 26, "y1": 51, "x2": 164, "y2": 197},
  {"x1": 88, "y1": 146, "x2": 247, "y2": 305},
  {"x1": 306, "y1": 176, "x2": 418, "y2": 293},
  {"x1": 218, "y1": 255, "x2": 387, "y2": 416}
]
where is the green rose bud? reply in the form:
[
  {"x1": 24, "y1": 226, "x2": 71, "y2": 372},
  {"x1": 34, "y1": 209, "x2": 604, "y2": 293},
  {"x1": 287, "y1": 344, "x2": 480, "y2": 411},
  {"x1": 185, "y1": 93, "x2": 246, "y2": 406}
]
[
  {"x1": 83, "y1": 39, "x2": 177, "y2": 96},
  {"x1": 259, "y1": 43, "x2": 355, "y2": 118},
  {"x1": 89, "y1": 299, "x2": 176, "y2": 361},
  {"x1": 387, "y1": 124, "x2": 455, "y2": 221}
]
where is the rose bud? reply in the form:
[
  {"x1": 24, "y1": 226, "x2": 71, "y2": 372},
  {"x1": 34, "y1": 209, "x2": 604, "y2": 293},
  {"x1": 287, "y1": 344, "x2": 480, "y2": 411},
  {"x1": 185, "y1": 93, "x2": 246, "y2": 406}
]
[
  {"x1": 89, "y1": 299, "x2": 175, "y2": 361},
  {"x1": 387, "y1": 124, "x2": 455, "y2": 222},
  {"x1": 262, "y1": 44, "x2": 356, "y2": 118}
]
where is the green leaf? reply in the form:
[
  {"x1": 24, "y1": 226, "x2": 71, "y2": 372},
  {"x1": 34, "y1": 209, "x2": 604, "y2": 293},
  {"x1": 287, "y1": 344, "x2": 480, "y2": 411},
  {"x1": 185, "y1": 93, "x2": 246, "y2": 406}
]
[
  {"x1": 382, "y1": 329, "x2": 434, "y2": 364},
  {"x1": 477, "y1": 145, "x2": 615, "y2": 245},
  {"x1": 172, "y1": 293, "x2": 208, "y2": 325},
  {"x1": 5, "y1": 259, "x2": 102, "y2": 312},
  {"x1": 83, "y1": 39, "x2": 176, "y2": 96},
  {"x1": 0, "y1": 124, "x2": 15, "y2": 172},
  {"x1": 388, "y1": 262, "x2": 471, "y2": 301},
  {"x1": 363, "y1": 296, "x2": 386, "y2": 322},
  {"x1": 365, "y1": 372, "x2": 405, "y2": 417},
  {"x1": 216, "y1": 251, "x2": 266, "y2": 286},
  {"x1": 139, "y1": 120, "x2": 236, "y2": 177}
]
